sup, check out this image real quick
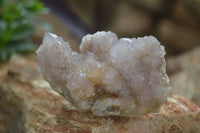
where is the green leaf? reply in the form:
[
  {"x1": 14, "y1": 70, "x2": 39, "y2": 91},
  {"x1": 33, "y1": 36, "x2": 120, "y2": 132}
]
[
  {"x1": 0, "y1": 0, "x2": 50, "y2": 62},
  {"x1": 13, "y1": 41, "x2": 36, "y2": 53},
  {"x1": 2, "y1": 4, "x2": 21, "y2": 22},
  {"x1": 26, "y1": 0, "x2": 49, "y2": 14},
  {"x1": 0, "y1": 20, "x2": 7, "y2": 31},
  {"x1": 0, "y1": 49, "x2": 11, "y2": 62},
  {"x1": 10, "y1": 24, "x2": 35, "y2": 41},
  {"x1": 0, "y1": 20, "x2": 6, "y2": 38},
  {"x1": 0, "y1": 0, "x2": 4, "y2": 7},
  {"x1": 0, "y1": 41, "x2": 36, "y2": 62}
]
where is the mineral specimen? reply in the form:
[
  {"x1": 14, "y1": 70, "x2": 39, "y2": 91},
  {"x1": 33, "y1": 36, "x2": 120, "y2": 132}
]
[{"x1": 36, "y1": 31, "x2": 171, "y2": 116}]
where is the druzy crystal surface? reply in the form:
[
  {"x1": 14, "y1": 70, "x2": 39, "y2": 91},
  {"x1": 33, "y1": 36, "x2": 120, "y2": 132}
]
[{"x1": 36, "y1": 31, "x2": 171, "y2": 116}]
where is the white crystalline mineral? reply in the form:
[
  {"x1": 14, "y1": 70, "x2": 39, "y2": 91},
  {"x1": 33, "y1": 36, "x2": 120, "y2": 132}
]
[{"x1": 36, "y1": 31, "x2": 172, "y2": 116}]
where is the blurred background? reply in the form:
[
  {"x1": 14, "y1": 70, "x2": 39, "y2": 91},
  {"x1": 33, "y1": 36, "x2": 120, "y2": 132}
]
[
  {"x1": 1, "y1": 0, "x2": 200, "y2": 62},
  {"x1": 38, "y1": 0, "x2": 200, "y2": 56}
]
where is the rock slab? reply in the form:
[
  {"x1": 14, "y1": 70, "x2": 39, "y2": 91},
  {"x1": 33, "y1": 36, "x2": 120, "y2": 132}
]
[{"x1": 0, "y1": 55, "x2": 200, "y2": 133}]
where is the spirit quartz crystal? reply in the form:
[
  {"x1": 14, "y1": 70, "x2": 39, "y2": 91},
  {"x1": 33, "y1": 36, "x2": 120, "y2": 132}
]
[{"x1": 36, "y1": 31, "x2": 171, "y2": 116}]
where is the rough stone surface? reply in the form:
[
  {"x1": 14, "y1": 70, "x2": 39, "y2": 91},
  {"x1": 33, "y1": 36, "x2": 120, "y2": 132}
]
[
  {"x1": 167, "y1": 46, "x2": 200, "y2": 106},
  {"x1": 0, "y1": 55, "x2": 200, "y2": 133},
  {"x1": 36, "y1": 31, "x2": 171, "y2": 116}
]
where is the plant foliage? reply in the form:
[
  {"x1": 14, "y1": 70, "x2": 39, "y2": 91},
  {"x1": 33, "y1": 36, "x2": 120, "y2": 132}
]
[{"x1": 0, "y1": 0, "x2": 49, "y2": 62}]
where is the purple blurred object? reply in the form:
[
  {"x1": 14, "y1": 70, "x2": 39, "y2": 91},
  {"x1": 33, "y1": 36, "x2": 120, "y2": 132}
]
[{"x1": 40, "y1": 0, "x2": 93, "y2": 41}]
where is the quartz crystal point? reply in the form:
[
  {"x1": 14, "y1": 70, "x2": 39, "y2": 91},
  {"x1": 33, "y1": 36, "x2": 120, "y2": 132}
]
[{"x1": 36, "y1": 31, "x2": 172, "y2": 116}]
